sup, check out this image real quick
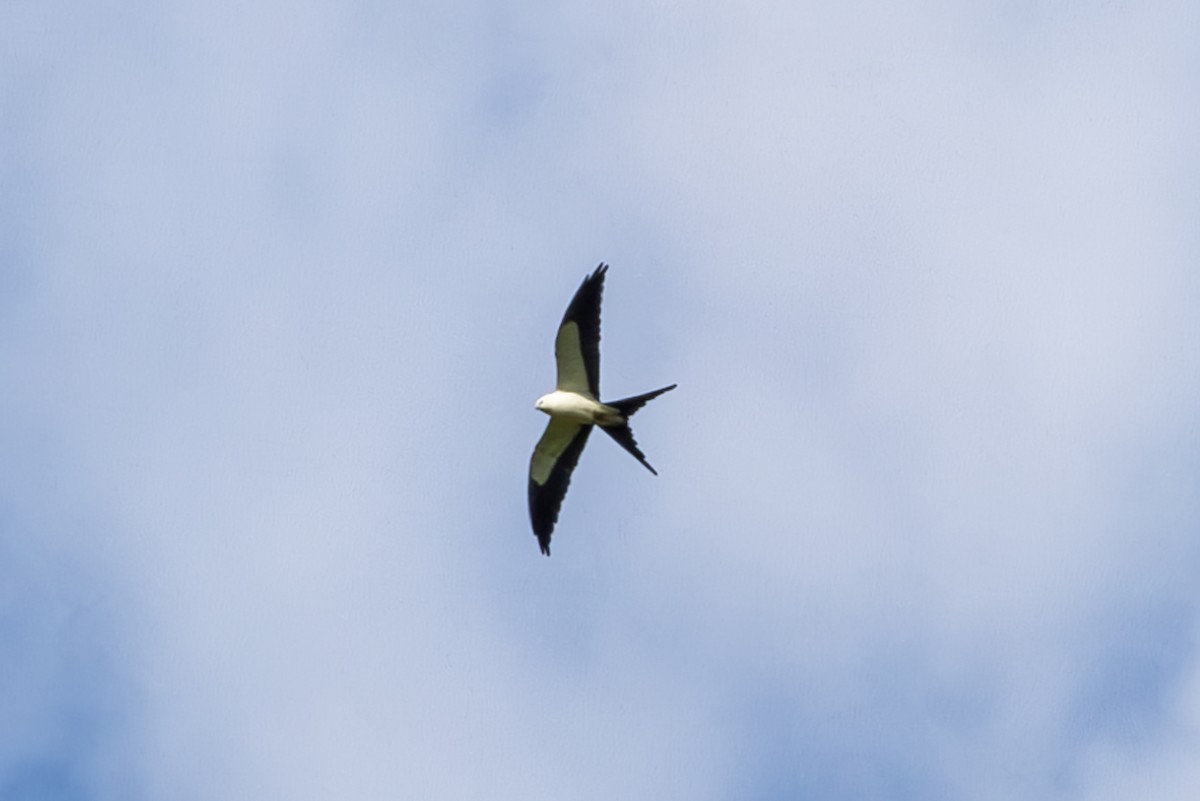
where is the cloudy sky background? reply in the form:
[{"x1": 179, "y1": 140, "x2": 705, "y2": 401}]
[{"x1": 3, "y1": 1, "x2": 1199, "y2": 798}]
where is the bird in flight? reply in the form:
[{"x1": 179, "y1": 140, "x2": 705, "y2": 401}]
[{"x1": 528, "y1": 263, "x2": 676, "y2": 555}]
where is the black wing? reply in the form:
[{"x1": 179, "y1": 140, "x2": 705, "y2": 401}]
[
  {"x1": 528, "y1": 419, "x2": 594, "y2": 555},
  {"x1": 554, "y1": 263, "x2": 607, "y2": 398}
]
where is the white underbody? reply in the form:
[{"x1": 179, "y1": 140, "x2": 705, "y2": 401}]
[{"x1": 535, "y1": 390, "x2": 622, "y2": 426}]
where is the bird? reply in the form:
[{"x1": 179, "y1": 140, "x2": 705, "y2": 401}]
[{"x1": 528, "y1": 263, "x2": 676, "y2": 555}]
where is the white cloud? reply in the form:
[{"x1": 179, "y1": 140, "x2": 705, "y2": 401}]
[{"x1": 2, "y1": 0, "x2": 1198, "y2": 798}]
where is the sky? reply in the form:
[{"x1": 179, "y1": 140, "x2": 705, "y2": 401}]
[{"x1": 3, "y1": 0, "x2": 1199, "y2": 798}]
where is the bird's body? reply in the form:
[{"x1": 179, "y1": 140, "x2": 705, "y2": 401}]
[
  {"x1": 534, "y1": 390, "x2": 622, "y2": 426},
  {"x1": 528, "y1": 263, "x2": 676, "y2": 555}
]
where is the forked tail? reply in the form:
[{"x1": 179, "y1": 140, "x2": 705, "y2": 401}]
[
  {"x1": 600, "y1": 384, "x2": 677, "y2": 475},
  {"x1": 606, "y1": 384, "x2": 677, "y2": 419}
]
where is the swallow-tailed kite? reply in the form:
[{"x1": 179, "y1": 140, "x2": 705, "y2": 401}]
[{"x1": 529, "y1": 263, "x2": 676, "y2": 555}]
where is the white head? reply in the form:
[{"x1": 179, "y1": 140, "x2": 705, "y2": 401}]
[{"x1": 534, "y1": 394, "x2": 552, "y2": 414}]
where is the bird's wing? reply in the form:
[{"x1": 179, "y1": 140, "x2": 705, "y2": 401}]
[
  {"x1": 528, "y1": 418, "x2": 593, "y2": 555},
  {"x1": 554, "y1": 263, "x2": 607, "y2": 397}
]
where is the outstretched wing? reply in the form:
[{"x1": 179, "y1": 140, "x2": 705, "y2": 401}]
[
  {"x1": 528, "y1": 418, "x2": 593, "y2": 555},
  {"x1": 554, "y1": 263, "x2": 607, "y2": 398}
]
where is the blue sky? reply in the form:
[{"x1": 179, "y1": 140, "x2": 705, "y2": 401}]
[{"x1": 3, "y1": 1, "x2": 1199, "y2": 798}]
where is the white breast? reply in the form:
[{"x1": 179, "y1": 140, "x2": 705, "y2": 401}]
[{"x1": 538, "y1": 390, "x2": 605, "y2": 423}]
